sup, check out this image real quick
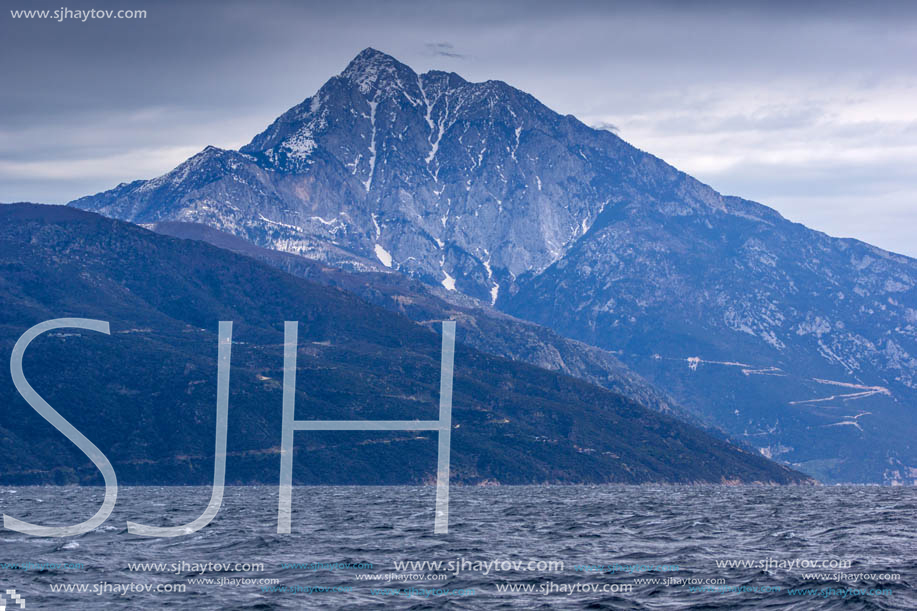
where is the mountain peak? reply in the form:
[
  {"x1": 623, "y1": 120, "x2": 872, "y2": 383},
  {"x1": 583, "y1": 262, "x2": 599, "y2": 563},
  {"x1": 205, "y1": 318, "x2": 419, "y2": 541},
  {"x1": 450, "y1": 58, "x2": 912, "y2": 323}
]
[
  {"x1": 341, "y1": 47, "x2": 417, "y2": 95},
  {"x1": 345, "y1": 47, "x2": 395, "y2": 67}
]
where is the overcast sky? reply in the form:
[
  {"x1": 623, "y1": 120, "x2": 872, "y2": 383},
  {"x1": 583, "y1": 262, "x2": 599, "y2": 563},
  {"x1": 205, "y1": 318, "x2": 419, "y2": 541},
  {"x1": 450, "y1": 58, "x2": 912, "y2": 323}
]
[{"x1": 2, "y1": 0, "x2": 916, "y2": 256}]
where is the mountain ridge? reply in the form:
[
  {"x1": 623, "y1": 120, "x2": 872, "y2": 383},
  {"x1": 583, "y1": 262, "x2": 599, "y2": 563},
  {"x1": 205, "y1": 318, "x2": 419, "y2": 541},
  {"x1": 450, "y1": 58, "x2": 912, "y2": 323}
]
[
  {"x1": 0, "y1": 203, "x2": 812, "y2": 486},
  {"x1": 146, "y1": 219, "x2": 690, "y2": 420}
]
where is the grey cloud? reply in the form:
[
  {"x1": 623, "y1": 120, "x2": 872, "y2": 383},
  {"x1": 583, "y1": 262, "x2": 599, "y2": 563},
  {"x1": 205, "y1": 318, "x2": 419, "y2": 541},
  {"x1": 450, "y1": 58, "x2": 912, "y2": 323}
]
[
  {"x1": 425, "y1": 42, "x2": 467, "y2": 59},
  {"x1": 591, "y1": 122, "x2": 619, "y2": 134}
]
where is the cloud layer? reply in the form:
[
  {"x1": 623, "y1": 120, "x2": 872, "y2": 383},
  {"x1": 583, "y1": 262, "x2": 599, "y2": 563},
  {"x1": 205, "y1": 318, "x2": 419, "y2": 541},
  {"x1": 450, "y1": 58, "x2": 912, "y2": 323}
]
[{"x1": 2, "y1": 0, "x2": 915, "y2": 255}]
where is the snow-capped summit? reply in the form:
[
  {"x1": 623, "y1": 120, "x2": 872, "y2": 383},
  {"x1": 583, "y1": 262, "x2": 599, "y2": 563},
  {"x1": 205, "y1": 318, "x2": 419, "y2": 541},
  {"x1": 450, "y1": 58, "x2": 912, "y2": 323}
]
[{"x1": 341, "y1": 47, "x2": 420, "y2": 95}]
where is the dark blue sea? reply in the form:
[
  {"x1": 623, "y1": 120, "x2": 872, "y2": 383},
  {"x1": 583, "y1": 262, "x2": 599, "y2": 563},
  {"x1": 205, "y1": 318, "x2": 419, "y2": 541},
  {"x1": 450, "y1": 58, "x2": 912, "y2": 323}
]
[{"x1": 0, "y1": 485, "x2": 913, "y2": 609}]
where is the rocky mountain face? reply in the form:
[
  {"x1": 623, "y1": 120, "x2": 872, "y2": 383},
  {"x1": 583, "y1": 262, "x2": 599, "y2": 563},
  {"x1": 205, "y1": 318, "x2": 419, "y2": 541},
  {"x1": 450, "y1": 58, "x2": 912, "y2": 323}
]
[
  {"x1": 0, "y1": 204, "x2": 813, "y2": 486},
  {"x1": 70, "y1": 48, "x2": 646, "y2": 302},
  {"x1": 70, "y1": 49, "x2": 917, "y2": 484}
]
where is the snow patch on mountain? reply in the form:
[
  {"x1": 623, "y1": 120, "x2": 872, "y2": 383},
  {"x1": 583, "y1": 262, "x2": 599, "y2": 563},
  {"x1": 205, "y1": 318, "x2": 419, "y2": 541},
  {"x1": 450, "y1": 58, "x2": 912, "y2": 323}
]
[{"x1": 374, "y1": 244, "x2": 392, "y2": 267}]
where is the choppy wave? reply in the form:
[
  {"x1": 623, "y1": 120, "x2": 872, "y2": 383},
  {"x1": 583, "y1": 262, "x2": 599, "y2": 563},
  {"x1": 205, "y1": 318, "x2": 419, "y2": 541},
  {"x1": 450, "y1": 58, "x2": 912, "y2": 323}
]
[{"x1": 0, "y1": 485, "x2": 913, "y2": 609}]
